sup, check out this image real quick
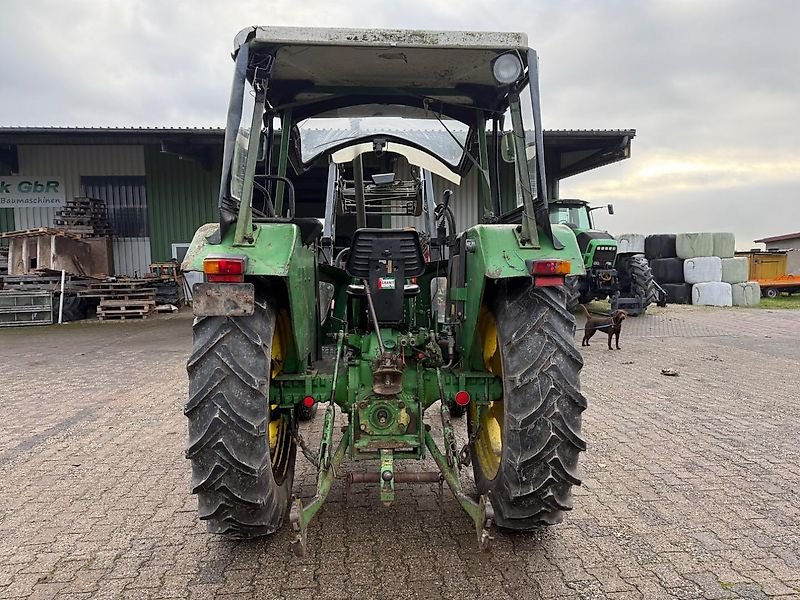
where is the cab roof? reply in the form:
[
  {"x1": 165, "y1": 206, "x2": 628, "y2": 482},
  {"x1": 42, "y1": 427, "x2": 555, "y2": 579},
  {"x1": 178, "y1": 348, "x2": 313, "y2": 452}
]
[{"x1": 233, "y1": 26, "x2": 531, "y2": 121}]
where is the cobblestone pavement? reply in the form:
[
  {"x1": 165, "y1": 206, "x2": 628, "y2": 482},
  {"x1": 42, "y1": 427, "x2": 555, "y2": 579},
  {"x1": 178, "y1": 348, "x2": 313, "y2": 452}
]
[{"x1": 1, "y1": 305, "x2": 799, "y2": 599}]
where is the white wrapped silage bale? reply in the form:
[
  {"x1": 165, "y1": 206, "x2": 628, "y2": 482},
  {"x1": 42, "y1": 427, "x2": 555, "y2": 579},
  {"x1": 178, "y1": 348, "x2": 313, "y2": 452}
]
[
  {"x1": 692, "y1": 282, "x2": 732, "y2": 307},
  {"x1": 684, "y1": 256, "x2": 722, "y2": 284},
  {"x1": 616, "y1": 234, "x2": 645, "y2": 254},
  {"x1": 712, "y1": 232, "x2": 736, "y2": 258},
  {"x1": 676, "y1": 232, "x2": 714, "y2": 259},
  {"x1": 721, "y1": 257, "x2": 749, "y2": 284},
  {"x1": 731, "y1": 282, "x2": 761, "y2": 306}
]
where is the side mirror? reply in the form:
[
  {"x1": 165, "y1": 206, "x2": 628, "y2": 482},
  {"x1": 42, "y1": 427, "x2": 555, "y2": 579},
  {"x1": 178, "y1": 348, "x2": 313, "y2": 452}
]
[
  {"x1": 500, "y1": 131, "x2": 516, "y2": 163},
  {"x1": 607, "y1": 204, "x2": 615, "y2": 215}
]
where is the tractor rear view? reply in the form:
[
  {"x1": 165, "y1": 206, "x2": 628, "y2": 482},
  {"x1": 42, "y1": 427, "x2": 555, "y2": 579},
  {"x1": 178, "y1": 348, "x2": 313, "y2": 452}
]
[
  {"x1": 549, "y1": 199, "x2": 664, "y2": 315},
  {"x1": 182, "y1": 26, "x2": 588, "y2": 554}
]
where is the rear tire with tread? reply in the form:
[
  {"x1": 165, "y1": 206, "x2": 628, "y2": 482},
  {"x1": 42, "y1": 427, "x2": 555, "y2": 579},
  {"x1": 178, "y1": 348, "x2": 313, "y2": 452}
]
[
  {"x1": 185, "y1": 299, "x2": 296, "y2": 538},
  {"x1": 618, "y1": 254, "x2": 657, "y2": 308},
  {"x1": 472, "y1": 282, "x2": 587, "y2": 530},
  {"x1": 563, "y1": 276, "x2": 581, "y2": 312}
]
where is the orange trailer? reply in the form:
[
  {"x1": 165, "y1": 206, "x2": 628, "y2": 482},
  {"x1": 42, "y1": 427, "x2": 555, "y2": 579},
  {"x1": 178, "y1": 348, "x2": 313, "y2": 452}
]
[{"x1": 736, "y1": 251, "x2": 800, "y2": 298}]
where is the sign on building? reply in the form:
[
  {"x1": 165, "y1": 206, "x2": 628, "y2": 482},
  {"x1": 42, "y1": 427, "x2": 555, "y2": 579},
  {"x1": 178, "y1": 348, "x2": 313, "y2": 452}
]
[{"x1": 0, "y1": 176, "x2": 66, "y2": 208}]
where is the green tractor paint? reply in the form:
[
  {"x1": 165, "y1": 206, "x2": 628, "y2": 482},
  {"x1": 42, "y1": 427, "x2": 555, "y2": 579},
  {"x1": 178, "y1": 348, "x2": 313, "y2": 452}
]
[
  {"x1": 548, "y1": 198, "x2": 665, "y2": 315},
  {"x1": 182, "y1": 26, "x2": 589, "y2": 555}
]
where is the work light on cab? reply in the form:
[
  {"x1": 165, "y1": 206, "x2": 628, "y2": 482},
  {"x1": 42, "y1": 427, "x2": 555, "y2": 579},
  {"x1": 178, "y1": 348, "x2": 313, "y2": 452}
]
[
  {"x1": 203, "y1": 256, "x2": 247, "y2": 283},
  {"x1": 492, "y1": 52, "x2": 523, "y2": 85}
]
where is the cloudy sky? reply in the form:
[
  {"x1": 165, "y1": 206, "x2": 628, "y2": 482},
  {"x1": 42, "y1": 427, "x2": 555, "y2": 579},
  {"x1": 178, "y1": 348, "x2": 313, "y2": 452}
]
[{"x1": 1, "y1": 0, "x2": 798, "y2": 246}]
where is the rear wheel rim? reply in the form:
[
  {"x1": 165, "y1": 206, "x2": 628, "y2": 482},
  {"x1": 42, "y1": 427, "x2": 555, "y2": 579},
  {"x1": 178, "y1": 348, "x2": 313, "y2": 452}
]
[
  {"x1": 269, "y1": 310, "x2": 293, "y2": 484},
  {"x1": 471, "y1": 308, "x2": 503, "y2": 481}
]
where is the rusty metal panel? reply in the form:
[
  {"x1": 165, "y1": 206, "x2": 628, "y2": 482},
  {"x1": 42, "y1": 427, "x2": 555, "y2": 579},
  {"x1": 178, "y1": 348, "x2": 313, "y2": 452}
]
[{"x1": 192, "y1": 283, "x2": 254, "y2": 316}]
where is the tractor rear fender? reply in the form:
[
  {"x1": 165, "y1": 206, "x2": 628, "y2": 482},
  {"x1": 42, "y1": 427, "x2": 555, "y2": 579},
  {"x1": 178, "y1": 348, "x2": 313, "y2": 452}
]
[
  {"x1": 182, "y1": 222, "x2": 318, "y2": 370},
  {"x1": 456, "y1": 224, "x2": 584, "y2": 370}
]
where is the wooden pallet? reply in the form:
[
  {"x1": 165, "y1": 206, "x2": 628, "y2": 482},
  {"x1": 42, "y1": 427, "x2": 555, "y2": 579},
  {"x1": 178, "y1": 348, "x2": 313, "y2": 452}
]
[
  {"x1": 97, "y1": 310, "x2": 152, "y2": 321},
  {"x1": 81, "y1": 278, "x2": 157, "y2": 320},
  {"x1": 149, "y1": 262, "x2": 180, "y2": 278},
  {"x1": 58, "y1": 226, "x2": 95, "y2": 235},
  {"x1": 94, "y1": 290, "x2": 156, "y2": 300},
  {"x1": 2, "y1": 274, "x2": 97, "y2": 293},
  {"x1": 96, "y1": 299, "x2": 155, "y2": 320},
  {"x1": 0, "y1": 227, "x2": 76, "y2": 239},
  {"x1": 79, "y1": 280, "x2": 155, "y2": 298}
]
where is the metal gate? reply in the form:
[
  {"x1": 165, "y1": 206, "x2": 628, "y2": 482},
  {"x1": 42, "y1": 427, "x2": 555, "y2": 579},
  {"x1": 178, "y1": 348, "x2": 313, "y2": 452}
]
[{"x1": 81, "y1": 176, "x2": 151, "y2": 276}]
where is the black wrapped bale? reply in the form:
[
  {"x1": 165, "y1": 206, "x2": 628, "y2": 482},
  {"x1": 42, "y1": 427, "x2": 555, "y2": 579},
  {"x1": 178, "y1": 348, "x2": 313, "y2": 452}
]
[
  {"x1": 645, "y1": 234, "x2": 677, "y2": 260},
  {"x1": 651, "y1": 257, "x2": 685, "y2": 284},
  {"x1": 662, "y1": 283, "x2": 692, "y2": 305}
]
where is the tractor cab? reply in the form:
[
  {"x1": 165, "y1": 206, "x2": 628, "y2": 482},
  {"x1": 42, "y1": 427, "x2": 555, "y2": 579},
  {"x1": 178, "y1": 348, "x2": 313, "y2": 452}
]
[
  {"x1": 549, "y1": 199, "x2": 617, "y2": 270},
  {"x1": 548, "y1": 198, "x2": 663, "y2": 314}
]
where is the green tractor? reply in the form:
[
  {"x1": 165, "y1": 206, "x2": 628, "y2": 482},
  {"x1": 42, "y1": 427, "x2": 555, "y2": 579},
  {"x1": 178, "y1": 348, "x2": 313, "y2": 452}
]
[
  {"x1": 182, "y1": 26, "x2": 588, "y2": 554},
  {"x1": 549, "y1": 198, "x2": 663, "y2": 315}
]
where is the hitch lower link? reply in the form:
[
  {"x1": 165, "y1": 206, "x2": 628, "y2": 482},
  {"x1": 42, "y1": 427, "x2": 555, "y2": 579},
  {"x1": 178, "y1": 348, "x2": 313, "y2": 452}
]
[
  {"x1": 289, "y1": 405, "x2": 349, "y2": 557},
  {"x1": 289, "y1": 382, "x2": 494, "y2": 556},
  {"x1": 429, "y1": 401, "x2": 494, "y2": 552}
]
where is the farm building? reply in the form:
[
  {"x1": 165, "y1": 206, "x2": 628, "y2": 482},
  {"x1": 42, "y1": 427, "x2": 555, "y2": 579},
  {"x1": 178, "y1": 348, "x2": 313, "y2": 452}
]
[{"x1": 0, "y1": 126, "x2": 633, "y2": 276}]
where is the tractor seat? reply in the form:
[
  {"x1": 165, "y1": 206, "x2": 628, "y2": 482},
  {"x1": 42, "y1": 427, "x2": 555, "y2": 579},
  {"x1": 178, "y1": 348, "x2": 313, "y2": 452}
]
[
  {"x1": 346, "y1": 283, "x2": 420, "y2": 297},
  {"x1": 344, "y1": 229, "x2": 425, "y2": 326},
  {"x1": 292, "y1": 218, "x2": 323, "y2": 245}
]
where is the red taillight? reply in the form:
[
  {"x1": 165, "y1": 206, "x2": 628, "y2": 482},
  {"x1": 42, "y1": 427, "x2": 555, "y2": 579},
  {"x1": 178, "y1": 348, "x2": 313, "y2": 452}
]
[
  {"x1": 528, "y1": 259, "x2": 571, "y2": 276},
  {"x1": 454, "y1": 391, "x2": 470, "y2": 407},
  {"x1": 527, "y1": 259, "x2": 571, "y2": 287},
  {"x1": 302, "y1": 396, "x2": 315, "y2": 408},
  {"x1": 204, "y1": 257, "x2": 246, "y2": 283}
]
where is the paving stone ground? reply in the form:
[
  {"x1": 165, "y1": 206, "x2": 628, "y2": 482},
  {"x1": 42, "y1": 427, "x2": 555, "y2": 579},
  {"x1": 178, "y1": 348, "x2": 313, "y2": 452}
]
[{"x1": 0, "y1": 304, "x2": 799, "y2": 599}]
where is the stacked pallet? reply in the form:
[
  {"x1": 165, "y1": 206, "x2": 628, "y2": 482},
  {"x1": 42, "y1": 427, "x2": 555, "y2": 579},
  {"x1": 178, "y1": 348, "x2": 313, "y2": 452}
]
[
  {"x1": 53, "y1": 197, "x2": 113, "y2": 237},
  {"x1": 79, "y1": 280, "x2": 156, "y2": 320}
]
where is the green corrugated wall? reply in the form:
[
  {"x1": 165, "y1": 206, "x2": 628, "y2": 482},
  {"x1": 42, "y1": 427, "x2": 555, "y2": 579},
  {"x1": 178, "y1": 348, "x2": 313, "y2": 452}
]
[
  {"x1": 144, "y1": 145, "x2": 222, "y2": 262},
  {"x1": 0, "y1": 164, "x2": 13, "y2": 234},
  {"x1": 0, "y1": 208, "x2": 13, "y2": 235}
]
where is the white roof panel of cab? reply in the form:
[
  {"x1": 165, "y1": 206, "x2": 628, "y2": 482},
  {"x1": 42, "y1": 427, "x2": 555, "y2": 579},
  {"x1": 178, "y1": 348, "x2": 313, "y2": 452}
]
[{"x1": 234, "y1": 26, "x2": 528, "y2": 51}]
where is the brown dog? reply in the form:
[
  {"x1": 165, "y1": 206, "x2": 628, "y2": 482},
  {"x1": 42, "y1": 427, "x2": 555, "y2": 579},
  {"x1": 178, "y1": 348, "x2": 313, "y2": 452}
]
[{"x1": 580, "y1": 305, "x2": 627, "y2": 350}]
